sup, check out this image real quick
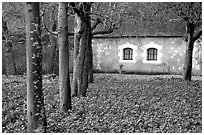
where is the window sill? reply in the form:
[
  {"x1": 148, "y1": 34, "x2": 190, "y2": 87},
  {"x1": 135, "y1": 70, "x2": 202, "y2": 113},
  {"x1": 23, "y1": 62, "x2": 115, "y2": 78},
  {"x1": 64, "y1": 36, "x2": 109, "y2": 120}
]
[
  {"x1": 119, "y1": 60, "x2": 136, "y2": 63},
  {"x1": 143, "y1": 60, "x2": 161, "y2": 64}
]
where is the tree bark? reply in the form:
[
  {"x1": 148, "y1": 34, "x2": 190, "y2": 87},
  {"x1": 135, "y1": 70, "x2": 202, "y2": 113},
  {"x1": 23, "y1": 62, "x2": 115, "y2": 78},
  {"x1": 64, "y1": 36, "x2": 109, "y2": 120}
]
[
  {"x1": 183, "y1": 22, "x2": 196, "y2": 81},
  {"x1": 72, "y1": 14, "x2": 86, "y2": 96},
  {"x1": 25, "y1": 2, "x2": 46, "y2": 133},
  {"x1": 72, "y1": 3, "x2": 91, "y2": 97},
  {"x1": 2, "y1": 21, "x2": 8, "y2": 75},
  {"x1": 88, "y1": 33, "x2": 94, "y2": 83},
  {"x1": 2, "y1": 43, "x2": 8, "y2": 75},
  {"x1": 9, "y1": 42, "x2": 17, "y2": 75},
  {"x1": 49, "y1": 4, "x2": 58, "y2": 74},
  {"x1": 58, "y1": 2, "x2": 72, "y2": 112},
  {"x1": 183, "y1": 40, "x2": 194, "y2": 81},
  {"x1": 82, "y1": 15, "x2": 92, "y2": 93},
  {"x1": 183, "y1": 20, "x2": 202, "y2": 81},
  {"x1": 49, "y1": 38, "x2": 58, "y2": 74}
]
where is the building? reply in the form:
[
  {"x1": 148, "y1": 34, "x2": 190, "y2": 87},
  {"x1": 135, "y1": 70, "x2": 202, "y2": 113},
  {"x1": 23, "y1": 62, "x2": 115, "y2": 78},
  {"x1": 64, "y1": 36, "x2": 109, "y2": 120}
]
[{"x1": 91, "y1": 20, "x2": 202, "y2": 75}]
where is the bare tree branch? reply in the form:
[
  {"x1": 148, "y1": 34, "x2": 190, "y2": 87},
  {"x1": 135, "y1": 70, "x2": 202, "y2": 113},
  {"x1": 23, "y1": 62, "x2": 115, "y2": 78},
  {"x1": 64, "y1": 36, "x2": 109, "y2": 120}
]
[
  {"x1": 192, "y1": 30, "x2": 202, "y2": 43},
  {"x1": 69, "y1": 2, "x2": 82, "y2": 16},
  {"x1": 91, "y1": 18, "x2": 102, "y2": 31},
  {"x1": 90, "y1": 12, "x2": 110, "y2": 20},
  {"x1": 194, "y1": 21, "x2": 202, "y2": 29},
  {"x1": 92, "y1": 23, "x2": 119, "y2": 36},
  {"x1": 41, "y1": 9, "x2": 58, "y2": 36}
]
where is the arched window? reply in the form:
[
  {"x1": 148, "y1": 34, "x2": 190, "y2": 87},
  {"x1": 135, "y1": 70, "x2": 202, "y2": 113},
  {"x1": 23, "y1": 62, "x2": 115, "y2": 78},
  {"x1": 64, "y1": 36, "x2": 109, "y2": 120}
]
[
  {"x1": 123, "y1": 48, "x2": 133, "y2": 60},
  {"x1": 147, "y1": 48, "x2": 157, "y2": 60},
  {"x1": 118, "y1": 42, "x2": 137, "y2": 62},
  {"x1": 142, "y1": 42, "x2": 162, "y2": 64}
]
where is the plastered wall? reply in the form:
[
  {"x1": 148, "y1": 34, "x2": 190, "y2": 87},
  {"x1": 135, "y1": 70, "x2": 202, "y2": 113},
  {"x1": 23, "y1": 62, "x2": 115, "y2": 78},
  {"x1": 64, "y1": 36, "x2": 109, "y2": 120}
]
[{"x1": 92, "y1": 37, "x2": 202, "y2": 75}]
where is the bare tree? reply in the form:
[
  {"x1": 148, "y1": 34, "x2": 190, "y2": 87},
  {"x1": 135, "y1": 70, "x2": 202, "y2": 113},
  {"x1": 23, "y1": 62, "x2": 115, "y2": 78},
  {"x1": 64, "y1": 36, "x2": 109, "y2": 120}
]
[
  {"x1": 87, "y1": 2, "x2": 125, "y2": 83},
  {"x1": 152, "y1": 2, "x2": 202, "y2": 81},
  {"x1": 58, "y1": 2, "x2": 72, "y2": 112},
  {"x1": 25, "y1": 2, "x2": 46, "y2": 132},
  {"x1": 180, "y1": 3, "x2": 202, "y2": 81},
  {"x1": 69, "y1": 2, "x2": 125, "y2": 97},
  {"x1": 42, "y1": 2, "x2": 72, "y2": 112},
  {"x1": 69, "y1": 2, "x2": 92, "y2": 97},
  {"x1": 48, "y1": 3, "x2": 58, "y2": 74}
]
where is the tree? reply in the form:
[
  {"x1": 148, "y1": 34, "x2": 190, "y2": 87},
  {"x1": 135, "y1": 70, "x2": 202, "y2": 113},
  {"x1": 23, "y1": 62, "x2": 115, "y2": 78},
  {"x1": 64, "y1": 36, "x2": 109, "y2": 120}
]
[
  {"x1": 70, "y1": 2, "x2": 92, "y2": 97},
  {"x1": 47, "y1": 3, "x2": 58, "y2": 74},
  {"x1": 69, "y1": 2, "x2": 126, "y2": 96},
  {"x1": 58, "y1": 2, "x2": 72, "y2": 112},
  {"x1": 77, "y1": 2, "x2": 125, "y2": 84},
  {"x1": 181, "y1": 3, "x2": 202, "y2": 81},
  {"x1": 42, "y1": 2, "x2": 72, "y2": 112},
  {"x1": 87, "y1": 2, "x2": 127, "y2": 83},
  {"x1": 130, "y1": 2, "x2": 201, "y2": 81},
  {"x1": 25, "y1": 2, "x2": 46, "y2": 132},
  {"x1": 160, "y1": 2, "x2": 202, "y2": 81}
]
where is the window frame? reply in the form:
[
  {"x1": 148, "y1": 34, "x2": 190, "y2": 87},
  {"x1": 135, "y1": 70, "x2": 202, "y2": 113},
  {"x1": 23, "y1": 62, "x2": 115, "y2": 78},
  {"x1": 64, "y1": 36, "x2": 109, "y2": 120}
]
[
  {"x1": 147, "y1": 48, "x2": 158, "y2": 61},
  {"x1": 142, "y1": 42, "x2": 162, "y2": 64},
  {"x1": 123, "y1": 47, "x2": 133, "y2": 60},
  {"x1": 118, "y1": 42, "x2": 137, "y2": 63}
]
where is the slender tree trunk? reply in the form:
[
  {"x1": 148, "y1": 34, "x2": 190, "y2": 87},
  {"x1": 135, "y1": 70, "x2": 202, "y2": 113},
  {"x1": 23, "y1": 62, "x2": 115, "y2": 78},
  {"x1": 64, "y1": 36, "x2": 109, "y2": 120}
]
[
  {"x1": 81, "y1": 17, "x2": 91, "y2": 94},
  {"x1": 81, "y1": 43, "x2": 89, "y2": 96},
  {"x1": 183, "y1": 41, "x2": 194, "y2": 81},
  {"x1": 72, "y1": 14, "x2": 80, "y2": 96},
  {"x1": 49, "y1": 4, "x2": 58, "y2": 74},
  {"x1": 4, "y1": 41, "x2": 17, "y2": 75},
  {"x1": 87, "y1": 33, "x2": 94, "y2": 83},
  {"x1": 2, "y1": 43, "x2": 8, "y2": 75},
  {"x1": 25, "y1": 2, "x2": 46, "y2": 133},
  {"x1": 58, "y1": 2, "x2": 72, "y2": 112},
  {"x1": 10, "y1": 43, "x2": 17, "y2": 75},
  {"x1": 2, "y1": 21, "x2": 8, "y2": 75},
  {"x1": 183, "y1": 23, "x2": 195, "y2": 81},
  {"x1": 49, "y1": 40, "x2": 58, "y2": 74}
]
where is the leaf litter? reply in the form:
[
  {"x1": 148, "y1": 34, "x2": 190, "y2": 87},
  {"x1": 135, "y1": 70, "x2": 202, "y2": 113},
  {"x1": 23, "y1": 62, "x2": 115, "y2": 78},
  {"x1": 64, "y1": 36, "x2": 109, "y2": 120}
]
[{"x1": 2, "y1": 74, "x2": 202, "y2": 133}]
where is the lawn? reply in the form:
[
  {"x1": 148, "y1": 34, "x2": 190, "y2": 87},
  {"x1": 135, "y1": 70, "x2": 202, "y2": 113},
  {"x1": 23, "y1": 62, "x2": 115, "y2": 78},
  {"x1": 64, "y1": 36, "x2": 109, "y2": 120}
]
[{"x1": 2, "y1": 74, "x2": 202, "y2": 133}]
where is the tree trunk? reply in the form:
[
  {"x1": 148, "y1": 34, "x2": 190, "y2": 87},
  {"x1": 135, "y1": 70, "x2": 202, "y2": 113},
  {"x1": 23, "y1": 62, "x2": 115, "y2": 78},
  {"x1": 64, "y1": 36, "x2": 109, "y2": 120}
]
[
  {"x1": 25, "y1": 2, "x2": 46, "y2": 133},
  {"x1": 10, "y1": 42, "x2": 17, "y2": 75},
  {"x1": 72, "y1": 15, "x2": 86, "y2": 96},
  {"x1": 49, "y1": 4, "x2": 58, "y2": 74},
  {"x1": 2, "y1": 21, "x2": 8, "y2": 75},
  {"x1": 4, "y1": 41, "x2": 17, "y2": 75},
  {"x1": 58, "y1": 2, "x2": 72, "y2": 112},
  {"x1": 88, "y1": 33, "x2": 94, "y2": 83},
  {"x1": 183, "y1": 23, "x2": 195, "y2": 81},
  {"x1": 183, "y1": 41, "x2": 194, "y2": 81},
  {"x1": 49, "y1": 39, "x2": 58, "y2": 74},
  {"x1": 81, "y1": 17, "x2": 92, "y2": 94},
  {"x1": 72, "y1": 3, "x2": 91, "y2": 97},
  {"x1": 2, "y1": 43, "x2": 8, "y2": 75}
]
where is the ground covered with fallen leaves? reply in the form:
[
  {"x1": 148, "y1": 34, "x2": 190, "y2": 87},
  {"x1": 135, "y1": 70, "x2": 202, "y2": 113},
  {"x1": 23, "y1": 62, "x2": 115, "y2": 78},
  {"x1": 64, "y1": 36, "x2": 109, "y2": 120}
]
[{"x1": 2, "y1": 74, "x2": 202, "y2": 133}]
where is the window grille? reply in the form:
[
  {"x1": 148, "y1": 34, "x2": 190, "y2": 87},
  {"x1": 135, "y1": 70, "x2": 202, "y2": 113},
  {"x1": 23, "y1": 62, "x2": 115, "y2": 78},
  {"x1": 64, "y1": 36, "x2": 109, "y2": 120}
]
[
  {"x1": 147, "y1": 48, "x2": 157, "y2": 60},
  {"x1": 123, "y1": 48, "x2": 133, "y2": 60}
]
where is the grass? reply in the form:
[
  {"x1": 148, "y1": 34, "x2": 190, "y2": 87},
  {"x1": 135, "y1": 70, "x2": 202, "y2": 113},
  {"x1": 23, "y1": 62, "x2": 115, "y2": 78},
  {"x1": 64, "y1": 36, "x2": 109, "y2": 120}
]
[{"x1": 2, "y1": 73, "x2": 202, "y2": 133}]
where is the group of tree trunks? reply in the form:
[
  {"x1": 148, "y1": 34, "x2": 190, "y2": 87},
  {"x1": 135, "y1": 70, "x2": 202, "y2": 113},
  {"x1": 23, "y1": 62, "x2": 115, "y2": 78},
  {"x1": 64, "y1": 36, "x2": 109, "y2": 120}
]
[
  {"x1": 23, "y1": 2, "x2": 201, "y2": 133},
  {"x1": 25, "y1": 2, "x2": 96, "y2": 132}
]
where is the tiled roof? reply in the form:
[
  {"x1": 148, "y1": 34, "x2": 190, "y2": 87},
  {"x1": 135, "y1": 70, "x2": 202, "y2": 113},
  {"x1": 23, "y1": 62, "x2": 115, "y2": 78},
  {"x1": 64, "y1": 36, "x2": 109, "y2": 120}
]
[{"x1": 93, "y1": 19, "x2": 186, "y2": 37}]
